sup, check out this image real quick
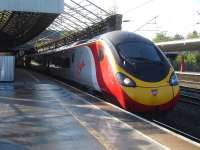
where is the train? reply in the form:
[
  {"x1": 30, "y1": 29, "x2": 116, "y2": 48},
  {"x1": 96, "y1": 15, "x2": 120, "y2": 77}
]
[{"x1": 29, "y1": 31, "x2": 180, "y2": 112}]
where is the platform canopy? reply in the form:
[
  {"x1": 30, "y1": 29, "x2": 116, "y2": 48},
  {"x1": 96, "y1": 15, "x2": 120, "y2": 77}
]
[
  {"x1": 17, "y1": 0, "x2": 119, "y2": 54},
  {"x1": 0, "y1": 0, "x2": 119, "y2": 52},
  {"x1": 0, "y1": 0, "x2": 64, "y2": 50},
  {"x1": 156, "y1": 38, "x2": 200, "y2": 52}
]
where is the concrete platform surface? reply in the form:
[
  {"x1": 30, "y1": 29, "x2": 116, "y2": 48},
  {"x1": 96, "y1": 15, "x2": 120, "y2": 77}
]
[
  {"x1": 0, "y1": 69, "x2": 199, "y2": 150},
  {"x1": 0, "y1": 69, "x2": 166, "y2": 150}
]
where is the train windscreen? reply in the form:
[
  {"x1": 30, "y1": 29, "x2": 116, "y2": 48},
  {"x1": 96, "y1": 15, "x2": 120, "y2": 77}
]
[
  {"x1": 116, "y1": 41, "x2": 170, "y2": 82},
  {"x1": 117, "y1": 42, "x2": 162, "y2": 63}
]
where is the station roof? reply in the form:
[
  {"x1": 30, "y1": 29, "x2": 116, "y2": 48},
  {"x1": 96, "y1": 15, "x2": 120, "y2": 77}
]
[
  {"x1": 0, "y1": 11, "x2": 58, "y2": 49},
  {"x1": 156, "y1": 38, "x2": 200, "y2": 52},
  {"x1": 0, "y1": 0, "x2": 112, "y2": 52},
  {"x1": 0, "y1": 0, "x2": 64, "y2": 50},
  {"x1": 17, "y1": 0, "x2": 112, "y2": 53}
]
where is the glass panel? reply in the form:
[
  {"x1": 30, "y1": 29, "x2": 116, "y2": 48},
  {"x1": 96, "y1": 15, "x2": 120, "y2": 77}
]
[{"x1": 118, "y1": 42, "x2": 161, "y2": 62}]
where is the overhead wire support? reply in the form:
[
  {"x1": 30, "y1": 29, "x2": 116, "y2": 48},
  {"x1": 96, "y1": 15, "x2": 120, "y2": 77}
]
[{"x1": 134, "y1": 15, "x2": 159, "y2": 32}]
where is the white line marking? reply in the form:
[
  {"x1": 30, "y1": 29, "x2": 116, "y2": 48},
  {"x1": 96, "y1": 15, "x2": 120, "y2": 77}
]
[
  {"x1": 153, "y1": 120, "x2": 200, "y2": 142},
  {"x1": 54, "y1": 79, "x2": 200, "y2": 148}
]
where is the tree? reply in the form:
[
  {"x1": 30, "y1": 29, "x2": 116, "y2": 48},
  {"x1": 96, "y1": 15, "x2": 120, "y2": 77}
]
[
  {"x1": 187, "y1": 30, "x2": 200, "y2": 39},
  {"x1": 153, "y1": 32, "x2": 172, "y2": 42},
  {"x1": 173, "y1": 34, "x2": 184, "y2": 40}
]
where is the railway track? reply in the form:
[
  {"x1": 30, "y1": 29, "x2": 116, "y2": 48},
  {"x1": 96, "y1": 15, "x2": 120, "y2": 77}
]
[
  {"x1": 177, "y1": 72, "x2": 200, "y2": 105},
  {"x1": 180, "y1": 86, "x2": 200, "y2": 106}
]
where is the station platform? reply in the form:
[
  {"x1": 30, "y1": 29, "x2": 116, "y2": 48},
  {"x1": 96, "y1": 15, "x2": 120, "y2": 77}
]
[
  {"x1": 0, "y1": 69, "x2": 199, "y2": 150},
  {"x1": 176, "y1": 71, "x2": 200, "y2": 89}
]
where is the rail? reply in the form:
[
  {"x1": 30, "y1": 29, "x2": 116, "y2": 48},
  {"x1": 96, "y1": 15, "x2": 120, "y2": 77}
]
[{"x1": 180, "y1": 86, "x2": 200, "y2": 106}]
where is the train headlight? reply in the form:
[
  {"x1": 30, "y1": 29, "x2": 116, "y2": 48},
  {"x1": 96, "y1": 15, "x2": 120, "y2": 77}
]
[
  {"x1": 116, "y1": 72, "x2": 136, "y2": 87},
  {"x1": 169, "y1": 72, "x2": 179, "y2": 86}
]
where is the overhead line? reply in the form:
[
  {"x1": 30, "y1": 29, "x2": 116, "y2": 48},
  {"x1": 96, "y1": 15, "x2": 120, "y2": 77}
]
[{"x1": 123, "y1": 0, "x2": 154, "y2": 14}]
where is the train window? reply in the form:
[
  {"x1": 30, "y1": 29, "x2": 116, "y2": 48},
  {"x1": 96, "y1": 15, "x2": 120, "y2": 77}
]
[
  {"x1": 98, "y1": 48, "x2": 104, "y2": 61},
  {"x1": 118, "y1": 42, "x2": 161, "y2": 62}
]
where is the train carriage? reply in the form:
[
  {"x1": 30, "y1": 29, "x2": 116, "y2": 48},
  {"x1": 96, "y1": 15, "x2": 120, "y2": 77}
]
[{"x1": 31, "y1": 31, "x2": 180, "y2": 112}]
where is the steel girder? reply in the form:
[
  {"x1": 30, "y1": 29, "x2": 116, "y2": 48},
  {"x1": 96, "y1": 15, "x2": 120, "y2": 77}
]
[{"x1": 0, "y1": 11, "x2": 58, "y2": 49}]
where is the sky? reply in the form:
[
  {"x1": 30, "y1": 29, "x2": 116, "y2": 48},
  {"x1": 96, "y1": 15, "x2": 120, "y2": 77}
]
[{"x1": 65, "y1": 0, "x2": 200, "y2": 39}]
